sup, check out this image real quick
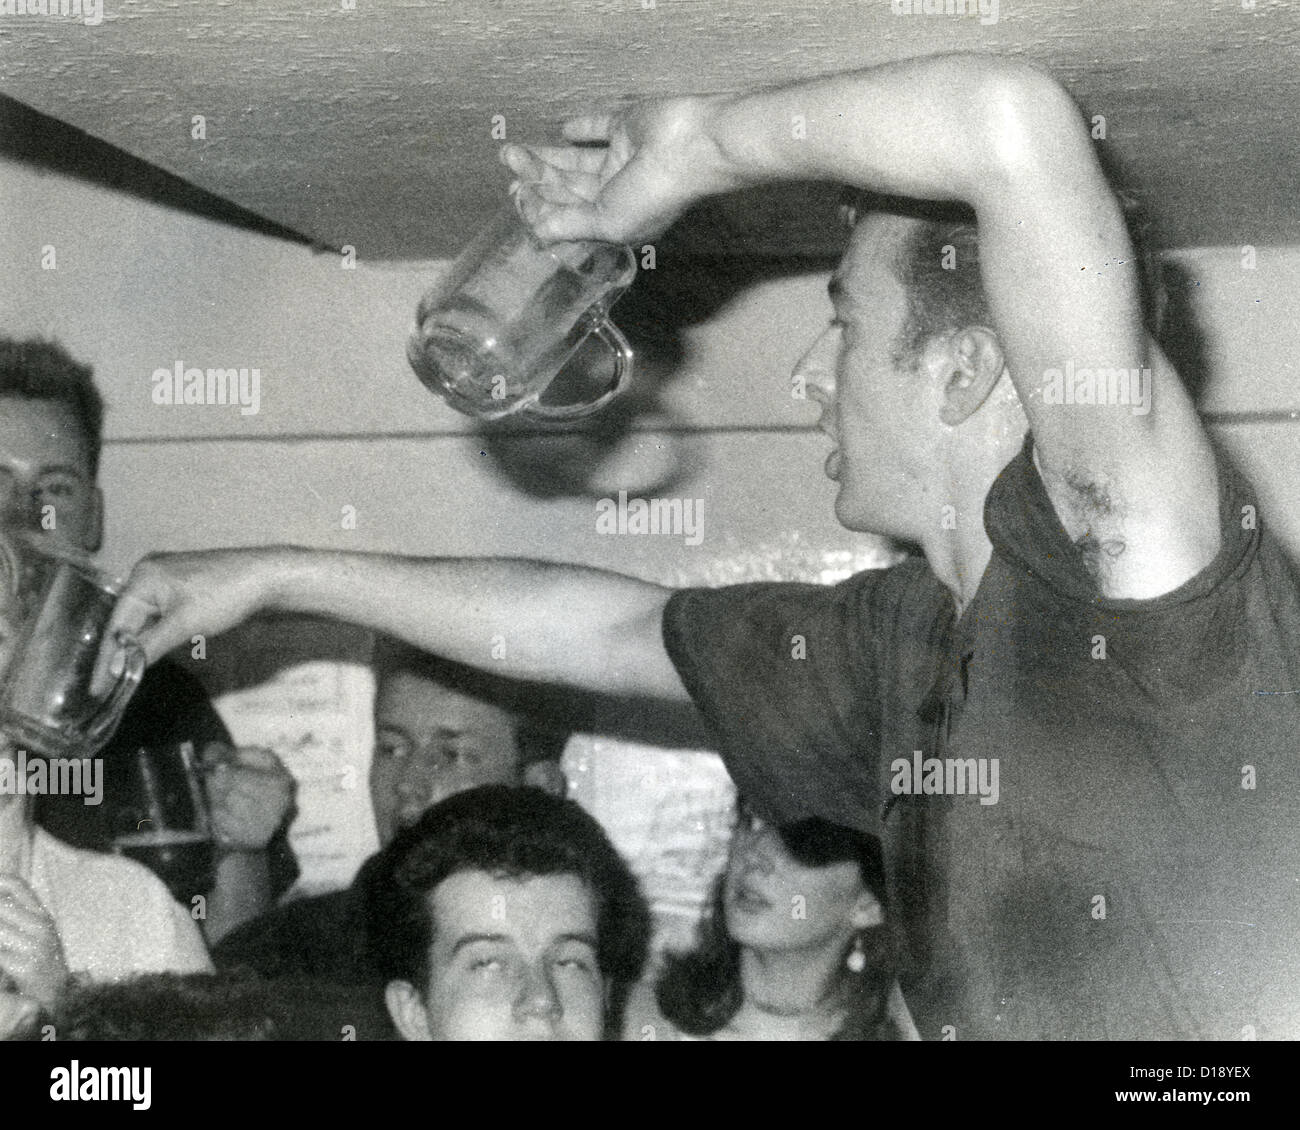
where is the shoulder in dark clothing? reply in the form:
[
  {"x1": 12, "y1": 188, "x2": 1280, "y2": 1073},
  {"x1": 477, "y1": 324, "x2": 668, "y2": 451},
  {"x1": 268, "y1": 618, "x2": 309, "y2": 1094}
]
[
  {"x1": 215, "y1": 852, "x2": 391, "y2": 985},
  {"x1": 214, "y1": 886, "x2": 369, "y2": 983}
]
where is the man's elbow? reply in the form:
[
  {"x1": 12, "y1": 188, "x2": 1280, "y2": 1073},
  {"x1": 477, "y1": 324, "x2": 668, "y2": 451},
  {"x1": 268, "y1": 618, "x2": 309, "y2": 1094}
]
[{"x1": 971, "y1": 59, "x2": 1088, "y2": 181}]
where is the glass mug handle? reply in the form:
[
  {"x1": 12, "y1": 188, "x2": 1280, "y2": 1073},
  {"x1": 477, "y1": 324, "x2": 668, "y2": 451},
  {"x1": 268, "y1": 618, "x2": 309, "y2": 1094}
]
[
  {"x1": 81, "y1": 630, "x2": 146, "y2": 749},
  {"x1": 523, "y1": 315, "x2": 635, "y2": 421}
]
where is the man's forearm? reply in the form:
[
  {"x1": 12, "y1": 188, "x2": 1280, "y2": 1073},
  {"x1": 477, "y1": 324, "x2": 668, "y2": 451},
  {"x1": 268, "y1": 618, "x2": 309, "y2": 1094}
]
[
  {"x1": 202, "y1": 851, "x2": 272, "y2": 946},
  {"x1": 694, "y1": 53, "x2": 1074, "y2": 211},
  {"x1": 257, "y1": 549, "x2": 684, "y2": 699}
]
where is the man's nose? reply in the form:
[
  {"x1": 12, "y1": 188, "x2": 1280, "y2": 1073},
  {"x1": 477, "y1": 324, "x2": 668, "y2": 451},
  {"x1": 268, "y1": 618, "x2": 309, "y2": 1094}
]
[
  {"x1": 792, "y1": 327, "x2": 839, "y2": 406},
  {"x1": 395, "y1": 756, "x2": 439, "y2": 801},
  {"x1": 513, "y1": 964, "x2": 562, "y2": 1025}
]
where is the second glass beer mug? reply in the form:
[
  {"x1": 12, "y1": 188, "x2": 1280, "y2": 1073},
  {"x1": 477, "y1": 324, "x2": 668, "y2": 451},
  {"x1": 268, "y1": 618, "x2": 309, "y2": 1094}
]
[
  {"x1": 0, "y1": 532, "x2": 146, "y2": 759},
  {"x1": 110, "y1": 742, "x2": 218, "y2": 901},
  {"x1": 407, "y1": 196, "x2": 637, "y2": 420}
]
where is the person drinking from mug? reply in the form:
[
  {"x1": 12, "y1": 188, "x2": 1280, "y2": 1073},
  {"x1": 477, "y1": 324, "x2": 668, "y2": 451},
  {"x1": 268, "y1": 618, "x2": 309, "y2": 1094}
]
[{"x1": 0, "y1": 337, "x2": 298, "y2": 944}]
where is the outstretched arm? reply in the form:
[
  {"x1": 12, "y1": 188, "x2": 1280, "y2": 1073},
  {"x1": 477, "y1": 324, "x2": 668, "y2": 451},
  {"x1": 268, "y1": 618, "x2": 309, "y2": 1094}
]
[
  {"x1": 114, "y1": 548, "x2": 690, "y2": 702},
  {"x1": 506, "y1": 53, "x2": 1221, "y2": 597}
]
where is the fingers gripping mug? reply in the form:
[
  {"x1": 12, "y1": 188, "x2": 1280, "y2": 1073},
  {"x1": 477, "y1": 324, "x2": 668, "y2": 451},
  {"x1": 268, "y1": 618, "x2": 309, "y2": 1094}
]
[
  {"x1": 0, "y1": 532, "x2": 146, "y2": 759},
  {"x1": 407, "y1": 195, "x2": 637, "y2": 420}
]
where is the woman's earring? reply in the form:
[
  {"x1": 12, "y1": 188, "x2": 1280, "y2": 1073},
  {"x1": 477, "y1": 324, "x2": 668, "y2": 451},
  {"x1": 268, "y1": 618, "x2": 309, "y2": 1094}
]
[{"x1": 846, "y1": 934, "x2": 866, "y2": 974}]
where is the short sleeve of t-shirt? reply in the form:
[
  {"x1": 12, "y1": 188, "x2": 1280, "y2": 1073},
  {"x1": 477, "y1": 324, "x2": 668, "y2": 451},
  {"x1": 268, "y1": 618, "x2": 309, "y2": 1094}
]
[
  {"x1": 983, "y1": 433, "x2": 1263, "y2": 699},
  {"x1": 662, "y1": 559, "x2": 951, "y2": 833}
]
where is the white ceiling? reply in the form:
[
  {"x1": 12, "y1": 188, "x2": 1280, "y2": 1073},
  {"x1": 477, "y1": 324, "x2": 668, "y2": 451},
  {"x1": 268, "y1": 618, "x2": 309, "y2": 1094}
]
[{"x1": 1, "y1": 0, "x2": 1297, "y2": 259}]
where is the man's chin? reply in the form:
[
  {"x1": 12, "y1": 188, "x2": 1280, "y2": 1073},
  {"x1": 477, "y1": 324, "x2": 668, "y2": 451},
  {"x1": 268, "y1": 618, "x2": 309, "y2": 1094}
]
[{"x1": 832, "y1": 487, "x2": 871, "y2": 534}]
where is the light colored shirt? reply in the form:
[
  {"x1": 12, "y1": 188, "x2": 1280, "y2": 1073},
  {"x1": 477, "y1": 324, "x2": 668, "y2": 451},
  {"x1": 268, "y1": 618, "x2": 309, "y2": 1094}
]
[{"x1": 30, "y1": 828, "x2": 213, "y2": 981}]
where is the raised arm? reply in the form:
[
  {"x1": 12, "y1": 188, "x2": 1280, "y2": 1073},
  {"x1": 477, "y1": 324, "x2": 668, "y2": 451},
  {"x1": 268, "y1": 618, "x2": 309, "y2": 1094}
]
[
  {"x1": 507, "y1": 53, "x2": 1221, "y2": 596},
  {"x1": 115, "y1": 548, "x2": 690, "y2": 702}
]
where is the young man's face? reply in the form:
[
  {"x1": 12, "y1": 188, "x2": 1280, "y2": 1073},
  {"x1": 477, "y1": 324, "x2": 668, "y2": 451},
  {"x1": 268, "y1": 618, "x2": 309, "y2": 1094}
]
[
  {"x1": 370, "y1": 673, "x2": 528, "y2": 847},
  {"x1": 385, "y1": 869, "x2": 606, "y2": 1041},
  {"x1": 793, "y1": 214, "x2": 938, "y2": 541},
  {"x1": 0, "y1": 395, "x2": 101, "y2": 551}
]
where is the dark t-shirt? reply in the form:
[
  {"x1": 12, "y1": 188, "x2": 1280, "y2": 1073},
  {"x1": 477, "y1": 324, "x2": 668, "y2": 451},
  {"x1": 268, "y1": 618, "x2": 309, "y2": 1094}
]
[
  {"x1": 212, "y1": 858, "x2": 397, "y2": 1040},
  {"x1": 213, "y1": 856, "x2": 383, "y2": 985},
  {"x1": 663, "y1": 435, "x2": 1300, "y2": 1040},
  {"x1": 35, "y1": 659, "x2": 299, "y2": 901}
]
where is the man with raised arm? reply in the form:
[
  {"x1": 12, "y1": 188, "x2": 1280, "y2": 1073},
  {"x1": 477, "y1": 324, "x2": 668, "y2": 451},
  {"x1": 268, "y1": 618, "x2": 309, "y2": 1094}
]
[{"x1": 109, "y1": 54, "x2": 1300, "y2": 1040}]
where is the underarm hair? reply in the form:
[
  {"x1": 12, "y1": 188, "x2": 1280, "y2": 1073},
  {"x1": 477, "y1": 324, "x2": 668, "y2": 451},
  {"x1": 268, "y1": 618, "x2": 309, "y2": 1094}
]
[{"x1": 1051, "y1": 465, "x2": 1129, "y2": 580}]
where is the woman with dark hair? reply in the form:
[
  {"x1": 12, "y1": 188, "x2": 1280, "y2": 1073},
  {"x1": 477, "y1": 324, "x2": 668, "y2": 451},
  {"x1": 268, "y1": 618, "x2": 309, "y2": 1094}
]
[{"x1": 626, "y1": 803, "x2": 916, "y2": 1041}]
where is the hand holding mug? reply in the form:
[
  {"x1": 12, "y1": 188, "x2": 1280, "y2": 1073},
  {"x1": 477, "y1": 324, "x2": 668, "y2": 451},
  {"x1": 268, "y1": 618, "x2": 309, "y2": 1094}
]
[
  {"x1": 500, "y1": 95, "x2": 735, "y2": 245},
  {"x1": 200, "y1": 743, "x2": 296, "y2": 853}
]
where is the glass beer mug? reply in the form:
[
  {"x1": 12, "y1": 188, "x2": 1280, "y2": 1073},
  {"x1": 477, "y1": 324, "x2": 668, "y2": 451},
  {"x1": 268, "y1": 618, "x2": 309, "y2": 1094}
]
[
  {"x1": 109, "y1": 742, "x2": 218, "y2": 900},
  {"x1": 0, "y1": 532, "x2": 146, "y2": 759},
  {"x1": 407, "y1": 195, "x2": 637, "y2": 420}
]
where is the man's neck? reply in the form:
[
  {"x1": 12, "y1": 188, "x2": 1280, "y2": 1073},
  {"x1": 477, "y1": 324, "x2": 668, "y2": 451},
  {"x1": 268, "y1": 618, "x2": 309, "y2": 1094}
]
[
  {"x1": 927, "y1": 521, "x2": 994, "y2": 618},
  {"x1": 918, "y1": 423, "x2": 1027, "y2": 617}
]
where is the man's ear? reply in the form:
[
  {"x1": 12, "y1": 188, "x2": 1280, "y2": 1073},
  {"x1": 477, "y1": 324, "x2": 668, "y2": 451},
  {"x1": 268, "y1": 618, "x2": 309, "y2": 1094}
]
[
  {"x1": 384, "y1": 980, "x2": 433, "y2": 1042},
  {"x1": 84, "y1": 485, "x2": 104, "y2": 553},
  {"x1": 849, "y1": 892, "x2": 884, "y2": 931},
  {"x1": 932, "y1": 326, "x2": 1006, "y2": 427},
  {"x1": 522, "y1": 760, "x2": 567, "y2": 797}
]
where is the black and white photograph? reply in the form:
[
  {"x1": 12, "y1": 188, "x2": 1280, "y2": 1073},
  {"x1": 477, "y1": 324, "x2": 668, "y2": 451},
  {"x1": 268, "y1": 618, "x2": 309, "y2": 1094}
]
[{"x1": 0, "y1": 0, "x2": 1296, "y2": 1108}]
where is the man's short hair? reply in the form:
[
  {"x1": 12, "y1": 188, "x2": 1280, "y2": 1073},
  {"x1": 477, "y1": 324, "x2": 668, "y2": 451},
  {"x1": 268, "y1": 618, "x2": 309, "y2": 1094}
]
[
  {"x1": 0, "y1": 338, "x2": 104, "y2": 475},
  {"x1": 838, "y1": 186, "x2": 1167, "y2": 373},
  {"x1": 372, "y1": 637, "x2": 571, "y2": 769},
  {"x1": 366, "y1": 784, "x2": 650, "y2": 1033}
]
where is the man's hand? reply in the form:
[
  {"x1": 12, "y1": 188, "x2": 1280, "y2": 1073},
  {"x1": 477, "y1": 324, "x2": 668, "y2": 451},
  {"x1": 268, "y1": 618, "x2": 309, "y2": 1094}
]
[
  {"x1": 500, "y1": 95, "x2": 734, "y2": 245},
  {"x1": 0, "y1": 877, "x2": 70, "y2": 1011},
  {"x1": 109, "y1": 548, "x2": 286, "y2": 666},
  {"x1": 200, "y1": 743, "x2": 296, "y2": 853}
]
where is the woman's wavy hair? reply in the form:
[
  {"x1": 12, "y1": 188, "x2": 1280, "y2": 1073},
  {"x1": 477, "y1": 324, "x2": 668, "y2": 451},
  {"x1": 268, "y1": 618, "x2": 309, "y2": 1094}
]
[{"x1": 655, "y1": 810, "x2": 901, "y2": 1041}]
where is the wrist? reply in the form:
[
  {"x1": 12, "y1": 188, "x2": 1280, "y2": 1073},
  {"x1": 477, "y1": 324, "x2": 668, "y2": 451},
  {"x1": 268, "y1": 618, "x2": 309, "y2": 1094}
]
[
  {"x1": 679, "y1": 94, "x2": 752, "y2": 198},
  {"x1": 254, "y1": 546, "x2": 313, "y2": 613}
]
